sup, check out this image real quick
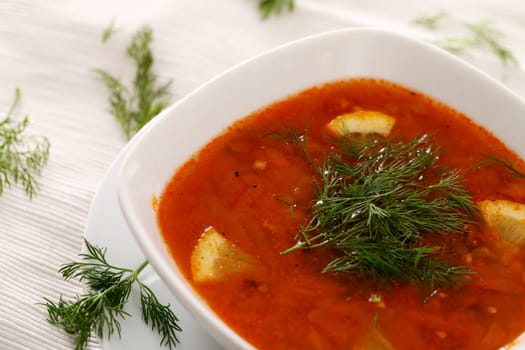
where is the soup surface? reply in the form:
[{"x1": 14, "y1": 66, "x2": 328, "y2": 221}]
[{"x1": 157, "y1": 79, "x2": 525, "y2": 349}]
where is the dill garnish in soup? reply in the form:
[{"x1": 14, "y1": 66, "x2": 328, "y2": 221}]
[{"x1": 157, "y1": 79, "x2": 525, "y2": 349}]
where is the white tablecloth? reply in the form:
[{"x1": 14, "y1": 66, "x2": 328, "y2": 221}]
[{"x1": 1, "y1": 1, "x2": 524, "y2": 349}]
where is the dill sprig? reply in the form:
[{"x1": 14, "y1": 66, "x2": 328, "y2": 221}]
[
  {"x1": 439, "y1": 20, "x2": 518, "y2": 66},
  {"x1": 258, "y1": 0, "x2": 295, "y2": 19},
  {"x1": 282, "y1": 134, "x2": 475, "y2": 294},
  {"x1": 414, "y1": 13, "x2": 519, "y2": 67},
  {"x1": 0, "y1": 88, "x2": 50, "y2": 198},
  {"x1": 95, "y1": 26, "x2": 172, "y2": 139},
  {"x1": 101, "y1": 18, "x2": 118, "y2": 43},
  {"x1": 413, "y1": 12, "x2": 448, "y2": 30},
  {"x1": 475, "y1": 156, "x2": 525, "y2": 178},
  {"x1": 273, "y1": 194, "x2": 296, "y2": 218},
  {"x1": 44, "y1": 239, "x2": 181, "y2": 350}
]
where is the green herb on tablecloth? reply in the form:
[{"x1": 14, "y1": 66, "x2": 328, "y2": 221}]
[
  {"x1": 95, "y1": 25, "x2": 172, "y2": 139},
  {"x1": 413, "y1": 12, "x2": 519, "y2": 67},
  {"x1": 0, "y1": 88, "x2": 50, "y2": 199},
  {"x1": 44, "y1": 239, "x2": 181, "y2": 350},
  {"x1": 258, "y1": 0, "x2": 295, "y2": 18},
  {"x1": 101, "y1": 18, "x2": 118, "y2": 43},
  {"x1": 413, "y1": 12, "x2": 448, "y2": 30}
]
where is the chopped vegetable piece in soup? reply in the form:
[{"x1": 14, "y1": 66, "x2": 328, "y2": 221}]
[
  {"x1": 480, "y1": 199, "x2": 525, "y2": 244},
  {"x1": 326, "y1": 110, "x2": 396, "y2": 136},
  {"x1": 191, "y1": 226, "x2": 258, "y2": 283},
  {"x1": 157, "y1": 79, "x2": 525, "y2": 349}
]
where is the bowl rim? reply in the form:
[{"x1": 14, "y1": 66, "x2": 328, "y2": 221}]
[{"x1": 117, "y1": 26, "x2": 525, "y2": 350}]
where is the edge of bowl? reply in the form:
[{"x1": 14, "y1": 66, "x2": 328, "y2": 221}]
[{"x1": 117, "y1": 27, "x2": 525, "y2": 349}]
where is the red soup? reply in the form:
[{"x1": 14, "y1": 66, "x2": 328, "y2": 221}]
[{"x1": 157, "y1": 79, "x2": 525, "y2": 349}]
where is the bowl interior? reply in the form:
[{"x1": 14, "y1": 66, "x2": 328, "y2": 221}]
[{"x1": 117, "y1": 27, "x2": 525, "y2": 349}]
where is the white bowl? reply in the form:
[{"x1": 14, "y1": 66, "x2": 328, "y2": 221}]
[{"x1": 117, "y1": 27, "x2": 525, "y2": 349}]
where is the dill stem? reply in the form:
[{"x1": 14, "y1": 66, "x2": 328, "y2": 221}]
[
  {"x1": 135, "y1": 260, "x2": 149, "y2": 276},
  {"x1": 280, "y1": 242, "x2": 305, "y2": 255},
  {"x1": 6, "y1": 88, "x2": 21, "y2": 118}
]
